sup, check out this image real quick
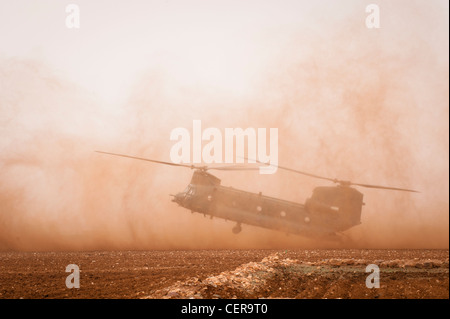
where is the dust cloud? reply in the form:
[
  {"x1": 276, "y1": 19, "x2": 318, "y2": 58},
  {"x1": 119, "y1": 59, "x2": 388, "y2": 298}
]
[{"x1": 0, "y1": 1, "x2": 448, "y2": 251}]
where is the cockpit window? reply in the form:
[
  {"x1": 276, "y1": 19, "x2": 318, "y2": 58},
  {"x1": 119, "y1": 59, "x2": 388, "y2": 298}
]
[{"x1": 184, "y1": 185, "x2": 196, "y2": 196}]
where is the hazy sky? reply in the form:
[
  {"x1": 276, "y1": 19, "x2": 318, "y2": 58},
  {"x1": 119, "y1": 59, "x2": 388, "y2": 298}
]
[
  {"x1": 1, "y1": 0, "x2": 317, "y2": 102},
  {"x1": 1, "y1": 0, "x2": 446, "y2": 104},
  {"x1": 0, "y1": 1, "x2": 448, "y2": 250}
]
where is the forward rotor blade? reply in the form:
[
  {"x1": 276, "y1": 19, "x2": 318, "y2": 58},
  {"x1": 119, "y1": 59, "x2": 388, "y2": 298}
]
[
  {"x1": 272, "y1": 163, "x2": 337, "y2": 183},
  {"x1": 95, "y1": 151, "x2": 196, "y2": 169},
  {"x1": 351, "y1": 182, "x2": 420, "y2": 193},
  {"x1": 209, "y1": 165, "x2": 261, "y2": 171},
  {"x1": 244, "y1": 157, "x2": 336, "y2": 182}
]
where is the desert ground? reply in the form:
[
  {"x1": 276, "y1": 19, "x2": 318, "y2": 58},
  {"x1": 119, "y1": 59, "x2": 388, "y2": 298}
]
[{"x1": 0, "y1": 249, "x2": 448, "y2": 299}]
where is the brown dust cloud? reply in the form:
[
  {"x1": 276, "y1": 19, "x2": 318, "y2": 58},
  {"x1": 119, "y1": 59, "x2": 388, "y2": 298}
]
[{"x1": 0, "y1": 1, "x2": 448, "y2": 251}]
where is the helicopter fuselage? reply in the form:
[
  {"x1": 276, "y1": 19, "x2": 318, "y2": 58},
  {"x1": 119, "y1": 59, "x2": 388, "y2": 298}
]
[{"x1": 172, "y1": 170, "x2": 364, "y2": 239}]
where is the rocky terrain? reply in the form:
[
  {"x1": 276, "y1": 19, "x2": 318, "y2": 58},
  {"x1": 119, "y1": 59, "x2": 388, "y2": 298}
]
[{"x1": 0, "y1": 249, "x2": 448, "y2": 299}]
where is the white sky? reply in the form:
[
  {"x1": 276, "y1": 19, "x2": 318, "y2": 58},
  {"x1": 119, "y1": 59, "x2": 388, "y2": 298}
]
[
  {"x1": 0, "y1": 0, "x2": 311, "y2": 103},
  {"x1": 0, "y1": 0, "x2": 448, "y2": 103}
]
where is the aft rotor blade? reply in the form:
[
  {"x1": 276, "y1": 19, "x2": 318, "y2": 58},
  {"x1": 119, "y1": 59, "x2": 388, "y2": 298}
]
[
  {"x1": 276, "y1": 164, "x2": 420, "y2": 193},
  {"x1": 351, "y1": 182, "x2": 420, "y2": 193},
  {"x1": 95, "y1": 151, "x2": 196, "y2": 169},
  {"x1": 245, "y1": 157, "x2": 419, "y2": 192}
]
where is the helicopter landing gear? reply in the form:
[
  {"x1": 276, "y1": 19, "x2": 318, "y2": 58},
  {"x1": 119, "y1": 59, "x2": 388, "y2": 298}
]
[
  {"x1": 335, "y1": 232, "x2": 354, "y2": 246},
  {"x1": 232, "y1": 223, "x2": 242, "y2": 234}
]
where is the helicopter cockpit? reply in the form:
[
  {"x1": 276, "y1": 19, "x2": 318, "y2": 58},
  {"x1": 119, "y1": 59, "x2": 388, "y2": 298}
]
[
  {"x1": 172, "y1": 185, "x2": 195, "y2": 205},
  {"x1": 185, "y1": 185, "x2": 196, "y2": 198}
]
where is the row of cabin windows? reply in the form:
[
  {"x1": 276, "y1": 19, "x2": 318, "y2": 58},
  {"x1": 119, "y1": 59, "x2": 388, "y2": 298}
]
[{"x1": 206, "y1": 191, "x2": 311, "y2": 223}]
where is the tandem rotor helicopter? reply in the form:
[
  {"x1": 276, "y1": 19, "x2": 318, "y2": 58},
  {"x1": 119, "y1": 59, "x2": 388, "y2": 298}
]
[{"x1": 96, "y1": 151, "x2": 419, "y2": 241}]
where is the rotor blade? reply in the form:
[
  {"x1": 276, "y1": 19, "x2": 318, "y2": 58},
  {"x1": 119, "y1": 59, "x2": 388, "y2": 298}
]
[
  {"x1": 95, "y1": 151, "x2": 197, "y2": 169},
  {"x1": 272, "y1": 163, "x2": 338, "y2": 182},
  {"x1": 208, "y1": 165, "x2": 261, "y2": 171},
  {"x1": 243, "y1": 157, "x2": 336, "y2": 182},
  {"x1": 351, "y1": 182, "x2": 420, "y2": 193},
  {"x1": 276, "y1": 163, "x2": 420, "y2": 192},
  {"x1": 244, "y1": 157, "x2": 419, "y2": 192}
]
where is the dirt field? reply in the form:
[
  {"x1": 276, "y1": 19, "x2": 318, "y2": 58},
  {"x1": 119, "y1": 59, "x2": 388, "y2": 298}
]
[{"x1": 0, "y1": 249, "x2": 448, "y2": 299}]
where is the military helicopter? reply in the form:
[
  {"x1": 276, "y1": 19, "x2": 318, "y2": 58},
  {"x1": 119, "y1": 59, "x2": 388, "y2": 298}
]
[{"x1": 96, "y1": 151, "x2": 418, "y2": 241}]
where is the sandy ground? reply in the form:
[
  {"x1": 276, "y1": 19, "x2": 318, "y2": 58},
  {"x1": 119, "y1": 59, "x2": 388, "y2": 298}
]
[{"x1": 0, "y1": 249, "x2": 448, "y2": 299}]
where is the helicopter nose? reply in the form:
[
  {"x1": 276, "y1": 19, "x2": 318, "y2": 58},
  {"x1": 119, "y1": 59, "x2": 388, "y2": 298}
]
[{"x1": 171, "y1": 192, "x2": 184, "y2": 204}]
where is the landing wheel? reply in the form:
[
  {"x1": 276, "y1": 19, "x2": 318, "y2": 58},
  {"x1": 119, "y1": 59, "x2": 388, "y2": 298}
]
[{"x1": 232, "y1": 223, "x2": 242, "y2": 234}]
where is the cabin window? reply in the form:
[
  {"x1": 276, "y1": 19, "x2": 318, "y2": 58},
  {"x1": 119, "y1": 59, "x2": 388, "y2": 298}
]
[
  {"x1": 184, "y1": 185, "x2": 196, "y2": 195},
  {"x1": 256, "y1": 205, "x2": 262, "y2": 212},
  {"x1": 304, "y1": 216, "x2": 311, "y2": 223},
  {"x1": 280, "y1": 211, "x2": 286, "y2": 217}
]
